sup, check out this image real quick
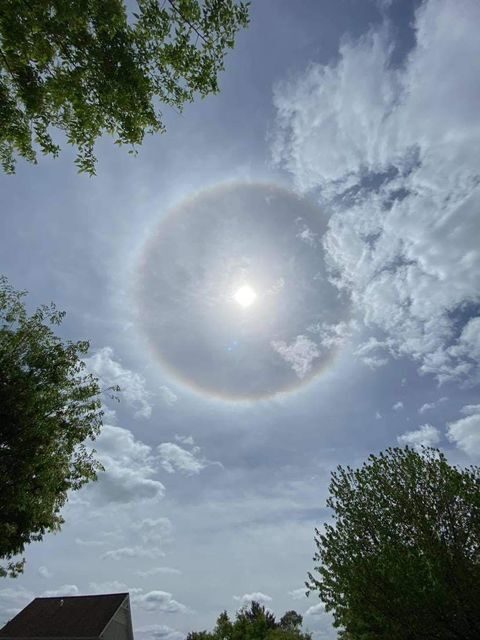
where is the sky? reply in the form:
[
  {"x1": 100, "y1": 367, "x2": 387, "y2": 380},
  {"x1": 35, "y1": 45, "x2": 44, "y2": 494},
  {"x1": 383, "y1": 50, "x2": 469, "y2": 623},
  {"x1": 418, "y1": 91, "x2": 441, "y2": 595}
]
[{"x1": 1, "y1": 0, "x2": 480, "y2": 638}]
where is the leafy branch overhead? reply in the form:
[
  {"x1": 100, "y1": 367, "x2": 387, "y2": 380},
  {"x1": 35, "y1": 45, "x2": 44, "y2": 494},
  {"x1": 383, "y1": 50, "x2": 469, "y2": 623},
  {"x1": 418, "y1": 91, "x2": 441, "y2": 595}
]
[{"x1": 0, "y1": 0, "x2": 249, "y2": 174}]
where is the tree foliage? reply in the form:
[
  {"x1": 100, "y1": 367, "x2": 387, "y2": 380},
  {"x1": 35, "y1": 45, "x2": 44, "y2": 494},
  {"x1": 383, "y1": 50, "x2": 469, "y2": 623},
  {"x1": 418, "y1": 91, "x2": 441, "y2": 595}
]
[
  {"x1": 0, "y1": 0, "x2": 249, "y2": 175},
  {"x1": 0, "y1": 276, "x2": 106, "y2": 577},
  {"x1": 186, "y1": 601, "x2": 312, "y2": 640},
  {"x1": 307, "y1": 447, "x2": 480, "y2": 640}
]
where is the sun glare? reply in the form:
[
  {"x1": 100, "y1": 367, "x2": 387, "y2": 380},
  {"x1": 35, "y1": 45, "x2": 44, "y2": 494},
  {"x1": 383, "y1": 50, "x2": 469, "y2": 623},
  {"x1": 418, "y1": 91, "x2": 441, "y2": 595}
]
[{"x1": 233, "y1": 285, "x2": 257, "y2": 308}]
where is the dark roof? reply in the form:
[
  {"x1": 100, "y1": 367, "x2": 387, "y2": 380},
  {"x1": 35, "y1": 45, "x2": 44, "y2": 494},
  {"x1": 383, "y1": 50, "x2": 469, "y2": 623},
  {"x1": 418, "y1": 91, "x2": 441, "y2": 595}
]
[{"x1": 0, "y1": 593, "x2": 128, "y2": 639}]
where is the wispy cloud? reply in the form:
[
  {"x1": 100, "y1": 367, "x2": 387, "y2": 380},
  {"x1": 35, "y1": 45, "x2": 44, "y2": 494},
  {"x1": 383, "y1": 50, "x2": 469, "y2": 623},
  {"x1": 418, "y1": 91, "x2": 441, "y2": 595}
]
[
  {"x1": 132, "y1": 590, "x2": 190, "y2": 614},
  {"x1": 418, "y1": 397, "x2": 447, "y2": 414},
  {"x1": 136, "y1": 567, "x2": 181, "y2": 578},
  {"x1": 102, "y1": 546, "x2": 165, "y2": 561},
  {"x1": 271, "y1": 335, "x2": 321, "y2": 378}
]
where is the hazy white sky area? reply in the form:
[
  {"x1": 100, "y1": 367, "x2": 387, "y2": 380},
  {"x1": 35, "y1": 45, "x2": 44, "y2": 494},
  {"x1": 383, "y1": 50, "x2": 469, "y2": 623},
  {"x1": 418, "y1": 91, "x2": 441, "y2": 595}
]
[{"x1": 1, "y1": 1, "x2": 480, "y2": 638}]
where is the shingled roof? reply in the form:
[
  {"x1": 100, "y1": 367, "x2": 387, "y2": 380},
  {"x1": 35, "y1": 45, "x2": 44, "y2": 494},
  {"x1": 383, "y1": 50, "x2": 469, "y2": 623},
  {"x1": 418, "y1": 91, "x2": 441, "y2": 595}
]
[{"x1": 0, "y1": 593, "x2": 129, "y2": 639}]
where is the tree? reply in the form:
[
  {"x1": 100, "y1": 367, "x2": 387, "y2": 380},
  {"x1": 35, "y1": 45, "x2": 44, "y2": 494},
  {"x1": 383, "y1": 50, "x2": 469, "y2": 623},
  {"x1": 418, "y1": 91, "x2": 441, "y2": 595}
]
[
  {"x1": 0, "y1": 276, "x2": 107, "y2": 577},
  {"x1": 307, "y1": 447, "x2": 480, "y2": 640},
  {"x1": 186, "y1": 601, "x2": 312, "y2": 640},
  {"x1": 0, "y1": 0, "x2": 249, "y2": 175}
]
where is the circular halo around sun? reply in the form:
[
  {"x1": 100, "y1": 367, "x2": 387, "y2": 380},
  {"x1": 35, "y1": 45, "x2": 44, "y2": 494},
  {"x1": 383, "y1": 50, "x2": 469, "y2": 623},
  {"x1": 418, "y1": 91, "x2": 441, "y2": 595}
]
[{"x1": 136, "y1": 182, "x2": 350, "y2": 401}]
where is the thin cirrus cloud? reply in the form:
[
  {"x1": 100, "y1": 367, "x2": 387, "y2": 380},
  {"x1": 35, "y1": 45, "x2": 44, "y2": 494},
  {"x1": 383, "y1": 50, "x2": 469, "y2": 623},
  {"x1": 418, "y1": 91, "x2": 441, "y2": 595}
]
[
  {"x1": 101, "y1": 546, "x2": 165, "y2": 561},
  {"x1": 271, "y1": 0, "x2": 480, "y2": 386},
  {"x1": 135, "y1": 567, "x2": 182, "y2": 578}
]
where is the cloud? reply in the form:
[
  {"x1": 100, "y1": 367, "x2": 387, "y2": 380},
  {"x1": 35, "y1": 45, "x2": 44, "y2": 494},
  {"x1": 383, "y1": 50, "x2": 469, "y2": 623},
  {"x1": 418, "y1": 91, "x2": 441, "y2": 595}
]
[
  {"x1": 85, "y1": 347, "x2": 152, "y2": 418},
  {"x1": 157, "y1": 443, "x2": 211, "y2": 475},
  {"x1": 132, "y1": 517, "x2": 173, "y2": 544},
  {"x1": 447, "y1": 410, "x2": 480, "y2": 457},
  {"x1": 296, "y1": 219, "x2": 318, "y2": 247},
  {"x1": 37, "y1": 566, "x2": 52, "y2": 579},
  {"x1": 309, "y1": 320, "x2": 355, "y2": 350},
  {"x1": 271, "y1": 0, "x2": 480, "y2": 385},
  {"x1": 89, "y1": 425, "x2": 165, "y2": 505},
  {"x1": 0, "y1": 588, "x2": 33, "y2": 623},
  {"x1": 102, "y1": 546, "x2": 165, "y2": 561},
  {"x1": 418, "y1": 397, "x2": 447, "y2": 414},
  {"x1": 288, "y1": 588, "x2": 307, "y2": 600},
  {"x1": 174, "y1": 434, "x2": 194, "y2": 446},
  {"x1": 136, "y1": 624, "x2": 185, "y2": 640},
  {"x1": 136, "y1": 567, "x2": 182, "y2": 578},
  {"x1": 43, "y1": 585, "x2": 80, "y2": 597},
  {"x1": 271, "y1": 335, "x2": 321, "y2": 378},
  {"x1": 392, "y1": 401, "x2": 403, "y2": 411},
  {"x1": 397, "y1": 424, "x2": 440, "y2": 450},
  {"x1": 132, "y1": 591, "x2": 189, "y2": 614},
  {"x1": 305, "y1": 603, "x2": 326, "y2": 617},
  {"x1": 75, "y1": 537, "x2": 106, "y2": 547},
  {"x1": 89, "y1": 581, "x2": 128, "y2": 594},
  {"x1": 159, "y1": 386, "x2": 178, "y2": 407},
  {"x1": 354, "y1": 337, "x2": 390, "y2": 369},
  {"x1": 460, "y1": 404, "x2": 480, "y2": 416},
  {"x1": 233, "y1": 592, "x2": 273, "y2": 605}
]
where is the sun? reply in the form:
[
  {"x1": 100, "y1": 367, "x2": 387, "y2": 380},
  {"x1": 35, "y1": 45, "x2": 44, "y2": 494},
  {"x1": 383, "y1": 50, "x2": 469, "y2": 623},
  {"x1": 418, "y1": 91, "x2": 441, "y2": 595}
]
[{"x1": 233, "y1": 285, "x2": 257, "y2": 308}]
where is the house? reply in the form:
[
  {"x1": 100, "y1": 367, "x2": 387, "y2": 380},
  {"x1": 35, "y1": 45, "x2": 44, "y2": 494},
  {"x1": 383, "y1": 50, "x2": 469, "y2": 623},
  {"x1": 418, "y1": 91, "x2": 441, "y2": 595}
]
[{"x1": 0, "y1": 592, "x2": 134, "y2": 640}]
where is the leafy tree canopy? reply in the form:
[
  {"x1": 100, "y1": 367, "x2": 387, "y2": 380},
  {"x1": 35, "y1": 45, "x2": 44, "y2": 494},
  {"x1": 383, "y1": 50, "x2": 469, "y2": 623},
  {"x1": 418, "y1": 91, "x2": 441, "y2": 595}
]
[
  {"x1": 0, "y1": 0, "x2": 249, "y2": 174},
  {"x1": 0, "y1": 276, "x2": 106, "y2": 577},
  {"x1": 307, "y1": 447, "x2": 480, "y2": 640},
  {"x1": 187, "y1": 601, "x2": 312, "y2": 640}
]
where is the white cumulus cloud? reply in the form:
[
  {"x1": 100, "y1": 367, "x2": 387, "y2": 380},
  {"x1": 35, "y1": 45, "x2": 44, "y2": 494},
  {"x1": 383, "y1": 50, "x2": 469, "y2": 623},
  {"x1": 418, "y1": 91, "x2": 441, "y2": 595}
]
[
  {"x1": 397, "y1": 424, "x2": 440, "y2": 450},
  {"x1": 271, "y1": 0, "x2": 480, "y2": 385},
  {"x1": 85, "y1": 347, "x2": 152, "y2": 418},
  {"x1": 447, "y1": 410, "x2": 480, "y2": 458},
  {"x1": 90, "y1": 425, "x2": 165, "y2": 505},
  {"x1": 157, "y1": 443, "x2": 213, "y2": 475}
]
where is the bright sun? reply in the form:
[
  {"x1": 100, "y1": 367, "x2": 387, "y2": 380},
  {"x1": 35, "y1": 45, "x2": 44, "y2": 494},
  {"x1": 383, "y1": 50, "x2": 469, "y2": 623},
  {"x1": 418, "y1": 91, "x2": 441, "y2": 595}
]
[{"x1": 233, "y1": 285, "x2": 257, "y2": 308}]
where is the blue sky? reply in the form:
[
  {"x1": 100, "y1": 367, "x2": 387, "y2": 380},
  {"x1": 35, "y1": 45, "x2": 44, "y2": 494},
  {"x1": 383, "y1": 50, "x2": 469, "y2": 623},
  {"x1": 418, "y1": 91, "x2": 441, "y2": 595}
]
[{"x1": 1, "y1": 1, "x2": 480, "y2": 638}]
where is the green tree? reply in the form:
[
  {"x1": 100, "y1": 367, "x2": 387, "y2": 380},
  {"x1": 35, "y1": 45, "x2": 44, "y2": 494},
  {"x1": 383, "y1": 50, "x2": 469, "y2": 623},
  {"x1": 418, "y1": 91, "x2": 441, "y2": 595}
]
[
  {"x1": 307, "y1": 447, "x2": 480, "y2": 640},
  {"x1": 187, "y1": 601, "x2": 312, "y2": 640},
  {"x1": 0, "y1": 276, "x2": 107, "y2": 577},
  {"x1": 0, "y1": 0, "x2": 249, "y2": 175}
]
